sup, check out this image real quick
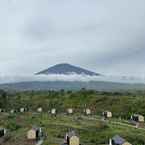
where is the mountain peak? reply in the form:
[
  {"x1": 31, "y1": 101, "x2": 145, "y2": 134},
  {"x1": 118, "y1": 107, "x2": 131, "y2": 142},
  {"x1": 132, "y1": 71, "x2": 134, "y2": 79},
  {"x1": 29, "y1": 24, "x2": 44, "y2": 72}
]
[{"x1": 36, "y1": 63, "x2": 101, "y2": 76}]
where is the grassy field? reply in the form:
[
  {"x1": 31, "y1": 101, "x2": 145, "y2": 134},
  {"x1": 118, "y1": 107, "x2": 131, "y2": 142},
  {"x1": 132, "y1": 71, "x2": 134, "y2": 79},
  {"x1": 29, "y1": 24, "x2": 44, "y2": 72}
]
[
  {"x1": 1, "y1": 90, "x2": 145, "y2": 144},
  {"x1": 0, "y1": 113, "x2": 145, "y2": 145}
]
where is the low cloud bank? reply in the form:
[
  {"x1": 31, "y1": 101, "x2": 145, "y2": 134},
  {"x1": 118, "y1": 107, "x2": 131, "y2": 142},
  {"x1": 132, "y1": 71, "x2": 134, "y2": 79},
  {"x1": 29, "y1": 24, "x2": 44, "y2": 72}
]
[{"x1": 0, "y1": 74, "x2": 145, "y2": 84}]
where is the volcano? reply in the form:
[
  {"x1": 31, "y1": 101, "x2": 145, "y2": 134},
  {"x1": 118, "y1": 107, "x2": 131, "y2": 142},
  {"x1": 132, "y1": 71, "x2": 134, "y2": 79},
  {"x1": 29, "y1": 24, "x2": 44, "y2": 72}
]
[{"x1": 36, "y1": 63, "x2": 101, "y2": 76}]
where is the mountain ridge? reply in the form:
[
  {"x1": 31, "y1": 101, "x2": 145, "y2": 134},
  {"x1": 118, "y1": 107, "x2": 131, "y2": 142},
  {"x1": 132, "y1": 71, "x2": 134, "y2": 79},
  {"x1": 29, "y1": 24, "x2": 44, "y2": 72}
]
[{"x1": 36, "y1": 63, "x2": 101, "y2": 76}]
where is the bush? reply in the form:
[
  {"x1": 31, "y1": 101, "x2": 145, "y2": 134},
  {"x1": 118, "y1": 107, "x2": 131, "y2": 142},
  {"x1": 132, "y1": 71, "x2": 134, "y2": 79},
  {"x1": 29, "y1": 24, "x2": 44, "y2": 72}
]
[{"x1": 6, "y1": 121, "x2": 21, "y2": 131}]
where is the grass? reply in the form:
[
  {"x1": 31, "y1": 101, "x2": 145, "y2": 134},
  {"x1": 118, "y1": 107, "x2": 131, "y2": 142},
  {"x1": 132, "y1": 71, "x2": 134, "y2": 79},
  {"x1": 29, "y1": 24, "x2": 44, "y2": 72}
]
[
  {"x1": 1, "y1": 90, "x2": 145, "y2": 144},
  {"x1": 0, "y1": 113, "x2": 145, "y2": 145}
]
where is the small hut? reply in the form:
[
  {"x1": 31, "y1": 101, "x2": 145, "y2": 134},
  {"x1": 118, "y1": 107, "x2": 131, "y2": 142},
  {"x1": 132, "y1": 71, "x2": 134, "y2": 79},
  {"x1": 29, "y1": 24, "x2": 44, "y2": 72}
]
[
  {"x1": 84, "y1": 108, "x2": 91, "y2": 115},
  {"x1": 51, "y1": 108, "x2": 56, "y2": 115},
  {"x1": 130, "y1": 114, "x2": 144, "y2": 127},
  {"x1": 20, "y1": 108, "x2": 27, "y2": 113},
  {"x1": 27, "y1": 127, "x2": 43, "y2": 140},
  {"x1": 67, "y1": 108, "x2": 73, "y2": 114},
  {"x1": 37, "y1": 107, "x2": 43, "y2": 113},
  {"x1": 0, "y1": 109, "x2": 4, "y2": 113},
  {"x1": 131, "y1": 114, "x2": 144, "y2": 123},
  {"x1": 0, "y1": 128, "x2": 6, "y2": 137},
  {"x1": 110, "y1": 135, "x2": 132, "y2": 145},
  {"x1": 64, "y1": 131, "x2": 79, "y2": 145},
  {"x1": 10, "y1": 109, "x2": 16, "y2": 114},
  {"x1": 103, "y1": 111, "x2": 112, "y2": 119}
]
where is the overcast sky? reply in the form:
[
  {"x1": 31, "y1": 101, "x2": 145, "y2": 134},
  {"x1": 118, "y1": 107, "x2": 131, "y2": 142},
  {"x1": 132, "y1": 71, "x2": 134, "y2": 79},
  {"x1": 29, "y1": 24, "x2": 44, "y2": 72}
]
[{"x1": 1, "y1": 0, "x2": 145, "y2": 76}]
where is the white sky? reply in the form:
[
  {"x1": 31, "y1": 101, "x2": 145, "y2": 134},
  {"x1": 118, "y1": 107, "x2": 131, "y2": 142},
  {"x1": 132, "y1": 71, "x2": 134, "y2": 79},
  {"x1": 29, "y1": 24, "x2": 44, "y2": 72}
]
[{"x1": 0, "y1": 0, "x2": 145, "y2": 76}]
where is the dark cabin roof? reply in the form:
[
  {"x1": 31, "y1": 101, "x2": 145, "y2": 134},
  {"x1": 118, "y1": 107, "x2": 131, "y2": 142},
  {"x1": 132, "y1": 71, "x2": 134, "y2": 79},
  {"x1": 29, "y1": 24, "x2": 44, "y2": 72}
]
[
  {"x1": 133, "y1": 114, "x2": 144, "y2": 118},
  {"x1": 0, "y1": 128, "x2": 5, "y2": 131},
  {"x1": 31, "y1": 126, "x2": 40, "y2": 132},
  {"x1": 133, "y1": 114, "x2": 141, "y2": 117},
  {"x1": 112, "y1": 135, "x2": 126, "y2": 145}
]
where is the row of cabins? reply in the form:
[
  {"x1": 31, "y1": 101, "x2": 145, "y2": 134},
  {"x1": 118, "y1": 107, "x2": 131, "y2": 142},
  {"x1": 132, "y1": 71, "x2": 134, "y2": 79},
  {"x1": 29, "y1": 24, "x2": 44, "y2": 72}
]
[
  {"x1": 61, "y1": 131, "x2": 132, "y2": 145},
  {"x1": 27, "y1": 129, "x2": 132, "y2": 145},
  {"x1": 0, "y1": 127, "x2": 135, "y2": 145},
  {"x1": 103, "y1": 111, "x2": 145, "y2": 123},
  {"x1": 1, "y1": 108, "x2": 144, "y2": 125},
  {"x1": 38, "y1": 108, "x2": 92, "y2": 115},
  {"x1": 0, "y1": 127, "x2": 43, "y2": 143},
  {"x1": 0, "y1": 108, "x2": 91, "y2": 115},
  {"x1": 0, "y1": 108, "x2": 113, "y2": 115},
  {"x1": 0, "y1": 108, "x2": 28, "y2": 113},
  {"x1": 1, "y1": 107, "x2": 144, "y2": 121},
  {"x1": 1, "y1": 108, "x2": 144, "y2": 126},
  {"x1": 27, "y1": 128, "x2": 79, "y2": 145},
  {"x1": 27, "y1": 129, "x2": 80, "y2": 145},
  {"x1": 103, "y1": 111, "x2": 144, "y2": 127}
]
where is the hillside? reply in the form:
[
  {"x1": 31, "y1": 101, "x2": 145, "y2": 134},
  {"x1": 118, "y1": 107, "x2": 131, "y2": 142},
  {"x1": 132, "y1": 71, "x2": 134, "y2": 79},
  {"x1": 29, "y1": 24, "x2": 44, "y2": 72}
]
[
  {"x1": 0, "y1": 81, "x2": 145, "y2": 91},
  {"x1": 1, "y1": 90, "x2": 145, "y2": 119},
  {"x1": 1, "y1": 114, "x2": 145, "y2": 145},
  {"x1": 0, "y1": 90, "x2": 145, "y2": 145}
]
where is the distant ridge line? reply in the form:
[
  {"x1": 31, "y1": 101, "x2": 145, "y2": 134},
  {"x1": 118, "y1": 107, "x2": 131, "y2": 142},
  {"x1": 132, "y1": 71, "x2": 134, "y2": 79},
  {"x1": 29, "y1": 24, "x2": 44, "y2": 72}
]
[{"x1": 36, "y1": 63, "x2": 101, "y2": 76}]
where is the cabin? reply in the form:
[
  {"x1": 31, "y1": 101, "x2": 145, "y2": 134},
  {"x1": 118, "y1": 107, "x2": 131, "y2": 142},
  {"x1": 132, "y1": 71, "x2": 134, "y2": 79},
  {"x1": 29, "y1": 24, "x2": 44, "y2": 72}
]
[
  {"x1": 103, "y1": 111, "x2": 112, "y2": 119},
  {"x1": 0, "y1": 128, "x2": 6, "y2": 138},
  {"x1": 0, "y1": 109, "x2": 4, "y2": 113},
  {"x1": 110, "y1": 135, "x2": 132, "y2": 145},
  {"x1": 67, "y1": 108, "x2": 73, "y2": 114},
  {"x1": 63, "y1": 131, "x2": 79, "y2": 145},
  {"x1": 20, "y1": 108, "x2": 27, "y2": 113},
  {"x1": 51, "y1": 108, "x2": 56, "y2": 115},
  {"x1": 10, "y1": 109, "x2": 16, "y2": 114},
  {"x1": 27, "y1": 127, "x2": 43, "y2": 140},
  {"x1": 37, "y1": 107, "x2": 43, "y2": 113},
  {"x1": 131, "y1": 114, "x2": 144, "y2": 123},
  {"x1": 84, "y1": 108, "x2": 91, "y2": 115},
  {"x1": 130, "y1": 114, "x2": 144, "y2": 127}
]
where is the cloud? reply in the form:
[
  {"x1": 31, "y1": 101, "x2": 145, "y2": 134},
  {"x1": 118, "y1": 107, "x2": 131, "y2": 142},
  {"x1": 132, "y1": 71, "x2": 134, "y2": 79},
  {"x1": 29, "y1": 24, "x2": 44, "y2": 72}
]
[
  {"x1": 0, "y1": 0, "x2": 145, "y2": 76},
  {"x1": 0, "y1": 74, "x2": 145, "y2": 84}
]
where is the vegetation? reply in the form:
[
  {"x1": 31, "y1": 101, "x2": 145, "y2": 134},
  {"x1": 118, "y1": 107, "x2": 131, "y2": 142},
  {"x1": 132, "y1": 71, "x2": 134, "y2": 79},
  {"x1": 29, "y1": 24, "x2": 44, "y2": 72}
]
[{"x1": 0, "y1": 89, "x2": 145, "y2": 144}]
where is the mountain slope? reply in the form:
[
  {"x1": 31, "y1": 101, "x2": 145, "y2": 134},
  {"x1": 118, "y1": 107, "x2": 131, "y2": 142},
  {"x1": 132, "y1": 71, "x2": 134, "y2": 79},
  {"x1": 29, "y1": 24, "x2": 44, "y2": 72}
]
[
  {"x1": 0, "y1": 81, "x2": 145, "y2": 91},
  {"x1": 36, "y1": 63, "x2": 101, "y2": 76}
]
